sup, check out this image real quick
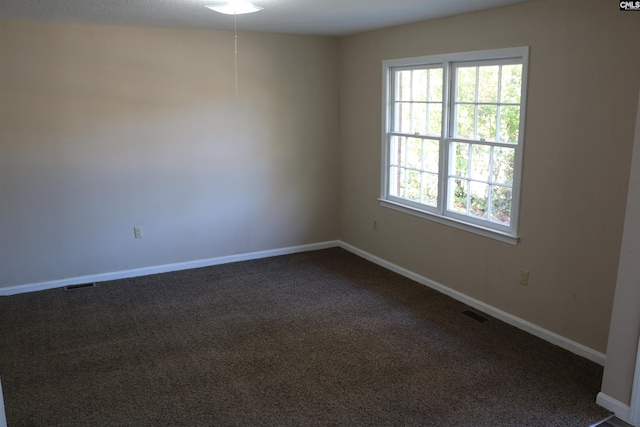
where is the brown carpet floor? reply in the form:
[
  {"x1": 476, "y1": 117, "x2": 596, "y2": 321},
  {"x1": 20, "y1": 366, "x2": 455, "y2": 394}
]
[{"x1": 0, "y1": 248, "x2": 610, "y2": 426}]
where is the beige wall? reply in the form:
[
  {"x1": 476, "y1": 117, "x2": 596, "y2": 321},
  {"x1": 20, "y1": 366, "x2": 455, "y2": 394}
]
[
  {"x1": 338, "y1": 0, "x2": 640, "y2": 358},
  {"x1": 0, "y1": 21, "x2": 340, "y2": 287}
]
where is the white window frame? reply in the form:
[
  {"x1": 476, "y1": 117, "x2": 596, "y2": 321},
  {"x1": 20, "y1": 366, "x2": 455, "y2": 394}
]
[{"x1": 380, "y1": 47, "x2": 529, "y2": 245}]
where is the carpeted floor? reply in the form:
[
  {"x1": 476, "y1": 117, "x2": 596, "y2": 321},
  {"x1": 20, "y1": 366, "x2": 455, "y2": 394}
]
[{"x1": 0, "y1": 248, "x2": 611, "y2": 426}]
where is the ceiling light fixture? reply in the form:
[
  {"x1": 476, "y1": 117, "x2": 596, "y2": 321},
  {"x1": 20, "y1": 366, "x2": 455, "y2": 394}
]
[
  {"x1": 206, "y1": 2, "x2": 264, "y2": 95},
  {"x1": 205, "y1": 2, "x2": 263, "y2": 15}
]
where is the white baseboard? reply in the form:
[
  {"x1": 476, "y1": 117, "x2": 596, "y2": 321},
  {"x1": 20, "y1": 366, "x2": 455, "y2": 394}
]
[
  {"x1": 597, "y1": 392, "x2": 631, "y2": 422},
  {"x1": 338, "y1": 241, "x2": 606, "y2": 366},
  {"x1": 0, "y1": 378, "x2": 6, "y2": 427},
  {"x1": 0, "y1": 241, "x2": 340, "y2": 296}
]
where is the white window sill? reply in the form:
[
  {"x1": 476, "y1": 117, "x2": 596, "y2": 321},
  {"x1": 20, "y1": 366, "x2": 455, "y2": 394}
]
[{"x1": 379, "y1": 199, "x2": 519, "y2": 245}]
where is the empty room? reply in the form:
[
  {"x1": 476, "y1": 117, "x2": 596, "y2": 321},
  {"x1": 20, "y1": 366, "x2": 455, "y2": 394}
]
[{"x1": 1, "y1": 0, "x2": 639, "y2": 425}]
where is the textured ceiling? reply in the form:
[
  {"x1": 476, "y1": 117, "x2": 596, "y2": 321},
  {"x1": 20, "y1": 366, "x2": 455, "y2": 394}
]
[{"x1": 0, "y1": 0, "x2": 532, "y2": 36}]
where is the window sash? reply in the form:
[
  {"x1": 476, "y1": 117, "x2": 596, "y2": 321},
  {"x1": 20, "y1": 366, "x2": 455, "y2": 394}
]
[
  {"x1": 450, "y1": 59, "x2": 524, "y2": 144},
  {"x1": 391, "y1": 65, "x2": 444, "y2": 138}
]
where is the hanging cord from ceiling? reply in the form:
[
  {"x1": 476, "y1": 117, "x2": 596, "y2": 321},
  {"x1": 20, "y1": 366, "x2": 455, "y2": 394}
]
[
  {"x1": 234, "y1": 14, "x2": 238, "y2": 95},
  {"x1": 205, "y1": 2, "x2": 263, "y2": 96}
]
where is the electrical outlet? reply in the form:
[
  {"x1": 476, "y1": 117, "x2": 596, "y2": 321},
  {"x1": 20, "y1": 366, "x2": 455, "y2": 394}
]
[
  {"x1": 134, "y1": 226, "x2": 143, "y2": 239},
  {"x1": 373, "y1": 219, "x2": 379, "y2": 231},
  {"x1": 519, "y1": 269, "x2": 529, "y2": 286}
]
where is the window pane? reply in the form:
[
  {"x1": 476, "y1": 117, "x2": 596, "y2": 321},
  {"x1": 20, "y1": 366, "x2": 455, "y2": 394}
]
[
  {"x1": 499, "y1": 106, "x2": 520, "y2": 143},
  {"x1": 390, "y1": 136, "x2": 405, "y2": 166},
  {"x1": 424, "y1": 139, "x2": 439, "y2": 173},
  {"x1": 395, "y1": 102, "x2": 412, "y2": 134},
  {"x1": 407, "y1": 138, "x2": 422, "y2": 169},
  {"x1": 457, "y1": 67, "x2": 476, "y2": 102},
  {"x1": 449, "y1": 178, "x2": 468, "y2": 213},
  {"x1": 491, "y1": 185, "x2": 512, "y2": 225},
  {"x1": 429, "y1": 68, "x2": 443, "y2": 102},
  {"x1": 413, "y1": 103, "x2": 427, "y2": 135},
  {"x1": 455, "y1": 104, "x2": 475, "y2": 139},
  {"x1": 450, "y1": 142, "x2": 469, "y2": 177},
  {"x1": 478, "y1": 65, "x2": 499, "y2": 103},
  {"x1": 422, "y1": 172, "x2": 438, "y2": 206},
  {"x1": 412, "y1": 69, "x2": 428, "y2": 102},
  {"x1": 470, "y1": 181, "x2": 489, "y2": 218},
  {"x1": 471, "y1": 144, "x2": 491, "y2": 181},
  {"x1": 428, "y1": 103, "x2": 442, "y2": 136},
  {"x1": 500, "y1": 64, "x2": 522, "y2": 104},
  {"x1": 389, "y1": 166, "x2": 405, "y2": 198},
  {"x1": 407, "y1": 170, "x2": 420, "y2": 201},
  {"x1": 492, "y1": 147, "x2": 514, "y2": 185},
  {"x1": 397, "y1": 70, "x2": 411, "y2": 101},
  {"x1": 477, "y1": 105, "x2": 497, "y2": 142}
]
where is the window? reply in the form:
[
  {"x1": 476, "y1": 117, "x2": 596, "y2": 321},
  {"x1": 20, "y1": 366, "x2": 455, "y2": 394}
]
[{"x1": 381, "y1": 47, "x2": 528, "y2": 244}]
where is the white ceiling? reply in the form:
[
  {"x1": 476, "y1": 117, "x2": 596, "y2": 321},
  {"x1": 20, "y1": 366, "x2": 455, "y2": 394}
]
[{"x1": 0, "y1": 0, "x2": 532, "y2": 37}]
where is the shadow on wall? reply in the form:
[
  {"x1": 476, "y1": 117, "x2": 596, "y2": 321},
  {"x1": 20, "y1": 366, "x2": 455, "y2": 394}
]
[{"x1": 0, "y1": 23, "x2": 339, "y2": 287}]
